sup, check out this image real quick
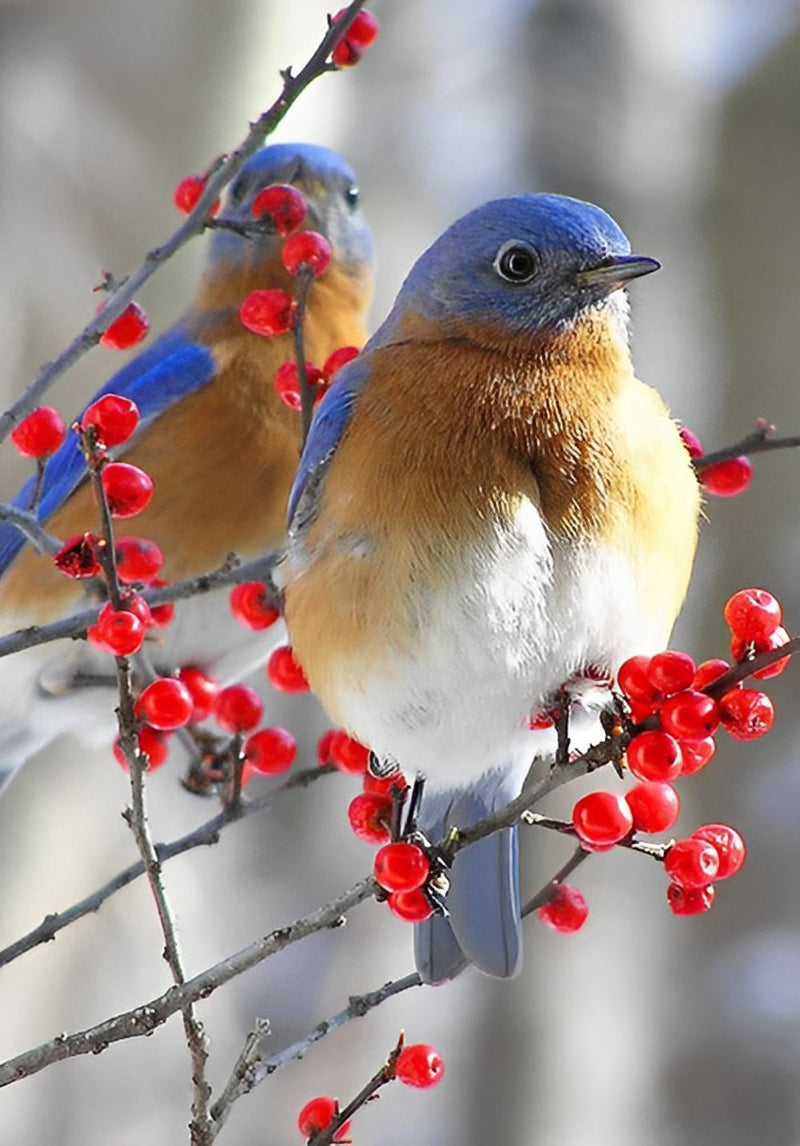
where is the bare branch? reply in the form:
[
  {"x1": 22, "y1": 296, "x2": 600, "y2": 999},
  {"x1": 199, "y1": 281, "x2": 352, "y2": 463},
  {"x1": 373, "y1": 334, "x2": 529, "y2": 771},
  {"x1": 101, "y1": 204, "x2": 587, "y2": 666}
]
[{"x1": 694, "y1": 421, "x2": 800, "y2": 471}]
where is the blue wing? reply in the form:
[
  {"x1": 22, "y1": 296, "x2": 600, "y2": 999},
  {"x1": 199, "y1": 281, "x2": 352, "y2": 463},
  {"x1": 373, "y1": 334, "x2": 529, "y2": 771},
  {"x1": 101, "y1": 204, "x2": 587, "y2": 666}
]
[
  {"x1": 0, "y1": 329, "x2": 216, "y2": 576},
  {"x1": 286, "y1": 356, "x2": 370, "y2": 533}
]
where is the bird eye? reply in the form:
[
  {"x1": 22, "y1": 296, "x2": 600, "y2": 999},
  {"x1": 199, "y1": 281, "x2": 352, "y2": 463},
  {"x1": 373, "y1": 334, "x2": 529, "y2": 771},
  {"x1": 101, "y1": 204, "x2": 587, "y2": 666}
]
[
  {"x1": 345, "y1": 184, "x2": 360, "y2": 209},
  {"x1": 494, "y1": 241, "x2": 538, "y2": 284}
]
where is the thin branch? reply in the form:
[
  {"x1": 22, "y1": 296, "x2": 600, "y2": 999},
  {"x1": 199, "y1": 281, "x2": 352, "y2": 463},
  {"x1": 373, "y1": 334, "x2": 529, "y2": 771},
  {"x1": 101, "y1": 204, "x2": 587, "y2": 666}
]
[
  {"x1": 0, "y1": 877, "x2": 375, "y2": 1088},
  {"x1": 0, "y1": 765, "x2": 333, "y2": 969},
  {"x1": 310, "y1": 1034, "x2": 405, "y2": 1146},
  {"x1": 0, "y1": 0, "x2": 368, "y2": 443},
  {"x1": 694, "y1": 422, "x2": 800, "y2": 471},
  {"x1": 0, "y1": 504, "x2": 61, "y2": 555},
  {"x1": 520, "y1": 845, "x2": 590, "y2": 918},
  {"x1": 293, "y1": 266, "x2": 317, "y2": 446}
]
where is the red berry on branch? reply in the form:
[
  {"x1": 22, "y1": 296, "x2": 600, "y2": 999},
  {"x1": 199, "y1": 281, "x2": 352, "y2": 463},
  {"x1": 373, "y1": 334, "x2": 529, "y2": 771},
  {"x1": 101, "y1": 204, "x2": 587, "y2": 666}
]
[
  {"x1": 617, "y1": 655, "x2": 662, "y2": 706},
  {"x1": 243, "y1": 727, "x2": 297, "y2": 774},
  {"x1": 719, "y1": 687, "x2": 775, "y2": 740},
  {"x1": 87, "y1": 603, "x2": 145, "y2": 657},
  {"x1": 81, "y1": 394, "x2": 140, "y2": 448},
  {"x1": 281, "y1": 230, "x2": 332, "y2": 278},
  {"x1": 667, "y1": 882, "x2": 715, "y2": 916},
  {"x1": 297, "y1": 1095, "x2": 350, "y2": 1141},
  {"x1": 323, "y1": 345, "x2": 360, "y2": 377},
  {"x1": 724, "y1": 587, "x2": 782, "y2": 641},
  {"x1": 659, "y1": 690, "x2": 720, "y2": 740},
  {"x1": 332, "y1": 37, "x2": 364, "y2": 66},
  {"x1": 647, "y1": 650, "x2": 696, "y2": 695},
  {"x1": 317, "y1": 729, "x2": 336, "y2": 766},
  {"x1": 572, "y1": 790, "x2": 634, "y2": 847},
  {"x1": 172, "y1": 174, "x2": 220, "y2": 216},
  {"x1": 147, "y1": 577, "x2": 175, "y2": 627},
  {"x1": 213, "y1": 684, "x2": 263, "y2": 734},
  {"x1": 537, "y1": 883, "x2": 589, "y2": 933},
  {"x1": 266, "y1": 645, "x2": 309, "y2": 693},
  {"x1": 348, "y1": 792, "x2": 392, "y2": 844},
  {"x1": 99, "y1": 302, "x2": 149, "y2": 350},
  {"x1": 239, "y1": 289, "x2": 296, "y2": 337},
  {"x1": 137, "y1": 678, "x2": 194, "y2": 731},
  {"x1": 11, "y1": 406, "x2": 65, "y2": 458},
  {"x1": 625, "y1": 780, "x2": 681, "y2": 833},
  {"x1": 679, "y1": 736, "x2": 716, "y2": 775},
  {"x1": 54, "y1": 532, "x2": 103, "y2": 579},
  {"x1": 363, "y1": 767, "x2": 409, "y2": 797},
  {"x1": 100, "y1": 462, "x2": 154, "y2": 518},
  {"x1": 251, "y1": 184, "x2": 306, "y2": 234},
  {"x1": 691, "y1": 823, "x2": 746, "y2": 879},
  {"x1": 328, "y1": 730, "x2": 371, "y2": 774},
  {"x1": 333, "y1": 7, "x2": 380, "y2": 46},
  {"x1": 113, "y1": 724, "x2": 170, "y2": 772},
  {"x1": 115, "y1": 536, "x2": 163, "y2": 584},
  {"x1": 176, "y1": 665, "x2": 218, "y2": 722},
  {"x1": 374, "y1": 841, "x2": 430, "y2": 893},
  {"x1": 700, "y1": 455, "x2": 753, "y2": 497},
  {"x1": 121, "y1": 591, "x2": 154, "y2": 630},
  {"x1": 626, "y1": 729, "x2": 682, "y2": 783},
  {"x1": 692, "y1": 658, "x2": 733, "y2": 691},
  {"x1": 229, "y1": 581, "x2": 280, "y2": 630},
  {"x1": 731, "y1": 625, "x2": 792, "y2": 680},
  {"x1": 395, "y1": 1043, "x2": 445, "y2": 1089},
  {"x1": 387, "y1": 887, "x2": 434, "y2": 923},
  {"x1": 678, "y1": 424, "x2": 704, "y2": 459},
  {"x1": 664, "y1": 838, "x2": 720, "y2": 888},
  {"x1": 273, "y1": 361, "x2": 325, "y2": 411}
]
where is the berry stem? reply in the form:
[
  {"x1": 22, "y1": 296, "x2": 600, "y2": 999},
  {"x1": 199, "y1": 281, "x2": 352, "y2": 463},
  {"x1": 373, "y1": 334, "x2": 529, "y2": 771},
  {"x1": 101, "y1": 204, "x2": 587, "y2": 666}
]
[
  {"x1": 522, "y1": 810, "x2": 670, "y2": 861},
  {"x1": 694, "y1": 424, "x2": 800, "y2": 471},
  {"x1": 520, "y1": 844, "x2": 590, "y2": 918}
]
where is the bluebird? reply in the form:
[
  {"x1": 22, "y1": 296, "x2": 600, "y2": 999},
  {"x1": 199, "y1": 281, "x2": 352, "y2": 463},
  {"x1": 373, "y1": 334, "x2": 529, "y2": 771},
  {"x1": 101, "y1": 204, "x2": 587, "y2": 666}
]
[
  {"x1": 0, "y1": 142, "x2": 373, "y2": 792},
  {"x1": 281, "y1": 193, "x2": 700, "y2": 983}
]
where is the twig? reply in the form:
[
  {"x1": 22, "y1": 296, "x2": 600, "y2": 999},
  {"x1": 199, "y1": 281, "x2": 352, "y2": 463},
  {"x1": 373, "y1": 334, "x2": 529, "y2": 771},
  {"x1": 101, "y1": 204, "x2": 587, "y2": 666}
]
[
  {"x1": 521, "y1": 811, "x2": 669, "y2": 861},
  {"x1": 0, "y1": 877, "x2": 376, "y2": 1088},
  {"x1": 694, "y1": 422, "x2": 800, "y2": 471},
  {"x1": 0, "y1": 0, "x2": 368, "y2": 444},
  {"x1": 520, "y1": 845, "x2": 591, "y2": 918},
  {"x1": 0, "y1": 504, "x2": 61, "y2": 555},
  {"x1": 293, "y1": 266, "x2": 317, "y2": 446},
  {"x1": 310, "y1": 1034, "x2": 405, "y2": 1146}
]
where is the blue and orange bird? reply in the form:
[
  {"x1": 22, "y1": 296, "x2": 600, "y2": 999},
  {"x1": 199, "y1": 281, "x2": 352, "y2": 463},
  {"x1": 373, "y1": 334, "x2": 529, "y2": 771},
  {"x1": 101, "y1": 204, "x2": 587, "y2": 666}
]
[
  {"x1": 282, "y1": 194, "x2": 700, "y2": 983},
  {"x1": 0, "y1": 142, "x2": 373, "y2": 792}
]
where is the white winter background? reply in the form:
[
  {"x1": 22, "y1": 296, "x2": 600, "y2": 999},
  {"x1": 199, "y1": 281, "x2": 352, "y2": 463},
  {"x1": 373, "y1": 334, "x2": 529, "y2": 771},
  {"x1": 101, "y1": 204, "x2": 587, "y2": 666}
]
[{"x1": 1, "y1": 1, "x2": 799, "y2": 1144}]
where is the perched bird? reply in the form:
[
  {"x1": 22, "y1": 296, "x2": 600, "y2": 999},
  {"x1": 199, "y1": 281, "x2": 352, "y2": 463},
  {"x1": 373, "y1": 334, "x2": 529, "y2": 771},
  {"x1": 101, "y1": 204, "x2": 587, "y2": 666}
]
[
  {"x1": 0, "y1": 142, "x2": 373, "y2": 791},
  {"x1": 282, "y1": 193, "x2": 700, "y2": 983}
]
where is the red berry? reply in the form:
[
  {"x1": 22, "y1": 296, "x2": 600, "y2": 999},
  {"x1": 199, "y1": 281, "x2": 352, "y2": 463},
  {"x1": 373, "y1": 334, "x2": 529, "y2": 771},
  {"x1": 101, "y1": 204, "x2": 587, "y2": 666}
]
[
  {"x1": 281, "y1": 231, "x2": 332, "y2": 278},
  {"x1": 700, "y1": 455, "x2": 753, "y2": 497},
  {"x1": 536, "y1": 883, "x2": 589, "y2": 933},
  {"x1": 374, "y1": 842, "x2": 429, "y2": 892},
  {"x1": 626, "y1": 730, "x2": 682, "y2": 782},
  {"x1": 323, "y1": 345, "x2": 360, "y2": 377},
  {"x1": 173, "y1": 174, "x2": 220, "y2": 216},
  {"x1": 113, "y1": 725, "x2": 170, "y2": 772},
  {"x1": 122, "y1": 591, "x2": 154, "y2": 630},
  {"x1": 719, "y1": 687, "x2": 775, "y2": 740},
  {"x1": 146, "y1": 577, "x2": 175, "y2": 628},
  {"x1": 82, "y1": 394, "x2": 140, "y2": 448},
  {"x1": 239, "y1": 289, "x2": 295, "y2": 337},
  {"x1": 114, "y1": 536, "x2": 163, "y2": 584},
  {"x1": 731, "y1": 625, "x2": 792, "y2": 681},
  {"x1": 229, "y1": 582, "x2": 280, "y2": 630},
  {"x1": 692, "y1": 658, "x2": 732, "y2": 691},
  {"x1": 214, "y1": 684, "x2": 263, "y2": 734},
  {"x1": 251, "y1": 184, "x2": 306, "y2": 235},
  {"x1": 572, "y1": 790, "x2": 634, "y2": 847},
  {"x1": 678, "y1": 425, "x2": 704, "y2": 459},
  {"x1": 273, "y1": 361, "x2": 325, "y2": 411},
  {"x1": 387, "y1": 887, "x2": 434, "y2": 923},
  {"x1": 348, "y1": 792, "x2": 392, "y2": 844},
  {"x1": 267, "y1": 645, "x2": 309, "y2": 693},
  {"x1": 625, "y1": 781, "x2": 681, "y2": 834},
  {"x1": 333, "y1": 7, "x2": 380, "y2": 46},
  {"x1": 87, "y1": 603, "x2": 145, "y2": 657},
  {"x1": 332, "y1": 37, "x2": 363, "y2": 66},
  {"x1": 664, "y1": 837, "x2": 720, "y2": 888},
  {"x1": 137, "y1": 677, "x2": 193, "y2": 731},
  {"x1": 724, "y1": 587, "x2": 782, "y2": 641},
  {"x1": 317, "y1": 729, "x2": 336, "y2": 766},
  {"x1": 363, "y1": 768, "x2": 409, "y2": 797},
  {"x1": 679, "y1": 736, "x2": 716, "y2": 775},
  {"x1": 660, "y1": 690, "x2": 720, "y2": 740},
  {"x1": 54, "y1": 533, "x2": 103, "y2": 579},
  {"x1": 11, "y1": 406, "x2": 65, "y2": 458},
  {"x1": 243, "y1": 727, "x2": 296, "y2": 774},
  {"x1": 177, "y1": 666, "x2": 218, "y2": 722},
  {"x1": 100, "y1": 461, "x2": 154, "y2": 518},
  {"x1": 617, "y1": 655, "x2": 662, "y2": 706},
  {"x1": 395, "y1": 1043, "x2": 445, "y2": 1089},
  {"x1": 297, "y1": 1095, "x2": 350, "y2": 1141},
  {"x1": 99, "y1": 302, "x2": 149, "y2": 350},
  {"x1": 691, "y1": 823, "x2": 746, "y2": 879},
  {"x1": 328, "y1": 730, "x2": 370, "y2": 774},
  {"x1": 647, "y1": 650, "x2": 696, "y2": 695},
  {"x1": 667, "y1": 882, "x2": 715, "y2": 916}
]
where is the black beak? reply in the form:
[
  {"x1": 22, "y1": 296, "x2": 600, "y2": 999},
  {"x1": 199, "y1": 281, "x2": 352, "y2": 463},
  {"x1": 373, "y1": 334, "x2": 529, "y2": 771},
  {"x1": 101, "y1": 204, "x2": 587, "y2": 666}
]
[{"x1": 575, "y1": 254, "x2": 661, "y2": 289}]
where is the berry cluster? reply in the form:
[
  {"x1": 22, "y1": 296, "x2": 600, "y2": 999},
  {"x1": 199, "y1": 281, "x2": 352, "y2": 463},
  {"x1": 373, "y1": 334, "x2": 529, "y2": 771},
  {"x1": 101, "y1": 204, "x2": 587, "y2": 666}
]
[{"x1": 274, "y1": 345, "x2": 360, "y2": 412}]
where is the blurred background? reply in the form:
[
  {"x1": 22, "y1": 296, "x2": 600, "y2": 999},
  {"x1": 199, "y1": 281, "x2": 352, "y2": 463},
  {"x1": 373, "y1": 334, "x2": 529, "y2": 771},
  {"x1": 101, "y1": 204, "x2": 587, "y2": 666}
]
[{"x1": 1, "y1": 0, "x2": 799, "y2": 1143}]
